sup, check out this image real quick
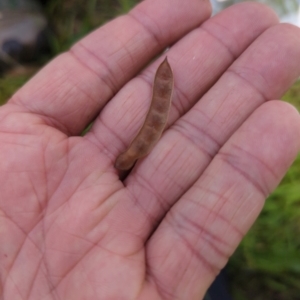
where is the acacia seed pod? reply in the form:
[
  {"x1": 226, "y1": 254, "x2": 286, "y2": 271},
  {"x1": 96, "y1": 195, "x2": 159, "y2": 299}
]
[{"x1": 115, "y1": 57, "x2": 174, "y2": 170}]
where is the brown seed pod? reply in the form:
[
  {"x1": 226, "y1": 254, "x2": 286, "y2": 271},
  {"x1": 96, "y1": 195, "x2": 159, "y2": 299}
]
[{"x1": 115, "y1": 57, "x2": 174, "y2": 170}]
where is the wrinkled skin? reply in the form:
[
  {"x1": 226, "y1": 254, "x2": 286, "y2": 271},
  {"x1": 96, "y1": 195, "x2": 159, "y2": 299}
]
[{"x1": 1, "y1": 1, "x2": 300, "y2": 299}]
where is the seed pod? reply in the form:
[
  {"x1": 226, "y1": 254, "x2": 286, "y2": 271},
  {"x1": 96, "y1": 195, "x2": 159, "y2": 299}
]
[{"x1": 115, "y1": 57, "x2": 174, "y2": 170}]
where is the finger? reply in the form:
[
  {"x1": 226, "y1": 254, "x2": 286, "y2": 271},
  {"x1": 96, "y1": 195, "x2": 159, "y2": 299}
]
[
  {"x1": 87, "y1": 2, "x2": 278, "y2": 156},
  {"x1": 145, "y1": 101, "x2": 300, "y2": 299},
  {"x1": 6, "y1": 0, "x2": 211, "y2": 135},
  {"x1": 109, "y1": 22, "x2": 300, "y2": 239}
]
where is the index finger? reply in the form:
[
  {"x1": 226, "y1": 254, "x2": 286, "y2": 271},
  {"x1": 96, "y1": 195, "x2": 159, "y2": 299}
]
[{"x1": 6, "y1": 0, "x2": 212, "y2": 135}]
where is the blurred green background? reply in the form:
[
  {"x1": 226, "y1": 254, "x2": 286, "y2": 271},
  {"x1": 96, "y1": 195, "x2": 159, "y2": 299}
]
[{"x1": 0, "y1": 0, "x2": 299, "y2": 299}]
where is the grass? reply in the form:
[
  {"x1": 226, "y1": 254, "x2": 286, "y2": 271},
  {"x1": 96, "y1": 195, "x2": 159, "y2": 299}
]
[
  {"x1": 0, "y1": 1, "x2": 300, "y2": 299},
  {"x1": 0, "y1": 73, "x2": 31, "y2": 105}
]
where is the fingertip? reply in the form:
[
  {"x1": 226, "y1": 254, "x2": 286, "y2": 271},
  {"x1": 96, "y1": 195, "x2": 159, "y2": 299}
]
[
  {"x1": 255, "y1": 100, "x2": 300, "y2": 156},
  {"x1": 272, "y1": 99, "x2": 300, "y2": 146},
  {"x1": 202, "y1": 1, "x2": 279, "y2": 59},
  {"x1": 228, "y1": 1, "x2": 279, "y2": 24}
]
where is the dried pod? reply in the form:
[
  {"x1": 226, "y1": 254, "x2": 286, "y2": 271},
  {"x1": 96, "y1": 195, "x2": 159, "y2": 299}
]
[{"x1": 115, "y1": 57, "x2": 174, "y2": 170}]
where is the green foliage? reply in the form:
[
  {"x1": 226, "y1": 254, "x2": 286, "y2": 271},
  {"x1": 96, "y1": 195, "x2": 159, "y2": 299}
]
[
  {"x1": 118, "y1": 0, "x2": 138, "y2": 13},
  {"x1": 283, "y1": 80, "x2": 300, "y2": 110},
  {"x1": 44, "y1": 0, "x2": 141, "y2": 54},
  {"x1": 0, "y1": 73, "x2": 32, "y2": 105}
]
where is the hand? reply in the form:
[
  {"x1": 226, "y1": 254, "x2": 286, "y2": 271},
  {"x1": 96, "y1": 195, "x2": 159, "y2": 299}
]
[{"x1": 1, "y1": 1, "x2": 300, "y2": 299}]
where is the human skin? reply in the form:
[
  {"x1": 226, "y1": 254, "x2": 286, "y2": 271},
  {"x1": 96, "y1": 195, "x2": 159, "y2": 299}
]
[{"x1": 1, "y1": 0, "x2": 300, "y2": 299}]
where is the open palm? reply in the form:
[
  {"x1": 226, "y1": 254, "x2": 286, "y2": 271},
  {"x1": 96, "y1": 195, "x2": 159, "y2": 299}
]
[{"x1": 1, "y1": 1, "x2": 300, "y2": 299}]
